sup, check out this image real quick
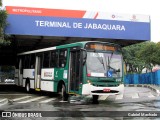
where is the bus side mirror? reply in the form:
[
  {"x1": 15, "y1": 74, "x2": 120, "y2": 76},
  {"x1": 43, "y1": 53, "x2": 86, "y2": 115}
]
[
  {"x1": 116, "y1": 69, "x2": 120, "y2": 72},
  {"x1": 81, "y1": 49, "x2": 87, "y2": 65}
]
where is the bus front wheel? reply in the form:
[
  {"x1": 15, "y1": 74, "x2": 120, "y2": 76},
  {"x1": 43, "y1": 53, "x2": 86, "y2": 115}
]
[
  {"x1": 58, "y1": 84, "x2": 68, "y2": 101},
  {"x1": 92, "y1": 95, "x2": 99, "y2": 104},
  {"x1": 25, "y1": 81, "x2": 30, "y2": 92}
]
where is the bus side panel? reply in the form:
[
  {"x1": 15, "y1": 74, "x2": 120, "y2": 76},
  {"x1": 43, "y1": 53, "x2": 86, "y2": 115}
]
[
  {"x1": 23, "y1": 69, "x2": 35, "y2": 79},
  {"x1": 30, "y1": 80, "x2": 35, "y2": 89},
  {"x1": 53, "y1": 68, "x2": 61, "y2": 92},
  {"x1": 23, "y1": 69, "x2": 35, "y2": 88},
  {"x1": 53, "y1": 68, "x2": 68, "y2": 92},
  {"x1": 41, "y1": 81, "x2": 54, "y2": 92},
  {"x1": 40, "y1": 68, "x2": 54, "y2": 92}
]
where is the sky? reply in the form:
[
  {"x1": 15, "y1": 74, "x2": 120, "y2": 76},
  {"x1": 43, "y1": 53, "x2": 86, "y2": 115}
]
[{"x1": 2, "y1": 0, "x2": 160, "y2": 43}]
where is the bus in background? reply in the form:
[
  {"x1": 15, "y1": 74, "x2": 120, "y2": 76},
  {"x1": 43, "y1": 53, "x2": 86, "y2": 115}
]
[{"x1": 15, "y1": 41, "x2": 124, "y2": 102}]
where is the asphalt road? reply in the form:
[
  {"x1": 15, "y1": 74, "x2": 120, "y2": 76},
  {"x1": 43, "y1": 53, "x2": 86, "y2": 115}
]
[{"x1": 0, "y1": 85, "x2": 160, "y2": 120}]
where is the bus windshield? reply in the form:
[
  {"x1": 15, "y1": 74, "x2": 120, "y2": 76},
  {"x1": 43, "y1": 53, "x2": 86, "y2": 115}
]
[{"x1": 86, "y1": 51, "x2": 122, "y2": 78}]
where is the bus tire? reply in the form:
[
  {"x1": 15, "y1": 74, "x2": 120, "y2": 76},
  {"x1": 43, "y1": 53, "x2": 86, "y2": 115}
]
[
  {"x1": 58, "y1": 83, "x2": 68, "y2": 101},
  {"x1": 92, "y1": 95, "x2": 99, "y2": 104},
  {"x1": 25, "y1": 81, "x2": 30, "y2": 92}
]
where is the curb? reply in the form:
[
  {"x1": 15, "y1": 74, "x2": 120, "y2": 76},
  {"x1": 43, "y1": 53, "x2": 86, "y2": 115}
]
[
  {"x1": 125, "y1": 84, "x2": 160, "y2": 95},
  {"x1": 0, "y1": 98, "x2": 8, "y2": 107},
  {"x1": 146, "y1": 85, "x2": 160, "y2": 95}
]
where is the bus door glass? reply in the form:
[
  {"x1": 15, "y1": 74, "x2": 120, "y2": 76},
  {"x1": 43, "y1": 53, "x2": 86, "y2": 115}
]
[
  {"x1": 69, "y1": 47, "x2": 82, "y2": 93},
  {"x1": 35, "y1": 54, "x2": 42, "y2": 89},
  {"x1": 19, "y1": 57, "x2": 23, "y2": 86}
]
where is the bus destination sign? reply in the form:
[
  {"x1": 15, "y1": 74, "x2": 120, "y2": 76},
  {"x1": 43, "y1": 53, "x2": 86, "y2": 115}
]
[{"x1": 86, "y1": 43, "x2": 117, "y2": 51}]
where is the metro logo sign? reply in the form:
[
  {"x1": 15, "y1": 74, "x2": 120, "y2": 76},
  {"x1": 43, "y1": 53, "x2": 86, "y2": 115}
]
[
  {"x1": 6, "y1": 6, "x2": 150, "y2": 22},
  {"x1": 6, "y1": 6, "x2": 86, "y2": 18}
]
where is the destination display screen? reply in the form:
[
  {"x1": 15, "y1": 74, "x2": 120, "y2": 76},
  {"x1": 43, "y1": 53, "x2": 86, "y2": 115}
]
[{"x1": 85, "y1": 43, "x2": 118, "y2": 51}]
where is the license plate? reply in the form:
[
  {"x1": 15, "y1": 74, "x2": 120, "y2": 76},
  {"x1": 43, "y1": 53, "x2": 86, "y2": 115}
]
[{"x1": 103, "y1": 88, "x2": 110, "y2": 92}]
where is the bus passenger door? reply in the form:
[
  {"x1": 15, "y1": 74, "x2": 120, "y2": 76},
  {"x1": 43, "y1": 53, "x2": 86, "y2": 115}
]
[
  {"x1": 69, "y1": 48, "x2": 82, "y2": 94},
  {"x1": 18, "y1": 58, "x2": 23, "y2": 86},
  {"x1": 35, "y1": 55, "x2": 41, "y2": 91}
]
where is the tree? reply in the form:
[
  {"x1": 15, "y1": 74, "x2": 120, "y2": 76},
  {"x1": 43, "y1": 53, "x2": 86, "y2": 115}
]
[
  {"x1": 122, "y1": 42, "x2": 147, "y2": 73},
  {"x1": 123, "y1": 41, "x2": 160, "y2": 74},
  {"x1": 154, "y1": 42, "x2": 160, "y2": 65},
  {"x1": 0, "y1": 0, "x2": 10, "y2": 45},
  {"x1": 138, "y1": 42, "x2": 157, "y2": 72}
]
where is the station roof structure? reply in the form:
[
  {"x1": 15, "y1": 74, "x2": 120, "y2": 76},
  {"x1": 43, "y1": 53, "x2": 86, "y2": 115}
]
[{"x1": 0, "y1": 6, "x2": 150, "y2": 65}]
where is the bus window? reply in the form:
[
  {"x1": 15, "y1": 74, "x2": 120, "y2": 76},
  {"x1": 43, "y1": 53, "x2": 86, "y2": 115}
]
[
  {"x1": 50, "y1": 50, "x2": 59, "y2": 68},
  {"x1": 30, "y1": 54, "x2": 35, "y2": 69},
  {"x1": 24, "y1": 55, "x2": 30, "y2": 69},
  {"x1": 59, "y1": 49, "x2": 67, "y2": 68},
  {"x1": 36, "y1": 53, "x2": 43, "y2": 75},
  {"x1": 43, "y1": 51, "x2": 50, "y2": 68},
  {"x1": 21, "y1": 56, "x2": 25, "y2": 74},
  {"x1": 16, "y1": 57, "x2": 20, "y2": 69}
]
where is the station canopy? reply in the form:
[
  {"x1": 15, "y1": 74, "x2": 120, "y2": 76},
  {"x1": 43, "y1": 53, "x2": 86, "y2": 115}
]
[{"x1": 0, "y1": 6, "x2": 150, "y2": 65}]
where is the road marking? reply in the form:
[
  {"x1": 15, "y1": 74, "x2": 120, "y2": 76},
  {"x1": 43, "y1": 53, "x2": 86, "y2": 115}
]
[
  {"x1": 0, "y1": 98, "x2": 8, "y2": 106},
  {"x1": 18, "y1": 96, "x2": 46, "y2": 103},
  {"x1": 59, "y1": 100, "x2": 68, "y2": 102},
  {"x1": 148, "y1": 92, "x2": 155, "y2": 98},
  {"x1": 0, "y1": 94, "x2": 32, "y2": 95},
  {"x1": 0, "y1": 98, "x2": 7, "y2": 103},
  {"x1": 12, "y1": 96, "x2": 32, "y2": 102},
  {"x1": 99, "y1": 95, "x2": 110, "y2": 100},
  {"x1": 39, "y1": 98, "x2": 56, "y2": 103},
  {"x1": 115, "y1": 94, "x2": 123, "y2": 100},
  {"x1": 132, "y1": 93, "x2": 139, "y2": 99}
]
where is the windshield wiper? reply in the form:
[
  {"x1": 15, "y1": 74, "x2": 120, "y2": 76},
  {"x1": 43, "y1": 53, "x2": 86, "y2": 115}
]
[
  {"x1": 108, "y1": 51, "x2": 114, "y2": 66},
  {"x1": 94, "y1": 51, "x2": 105, "y2": 70},
  {"x1": 107, "y1": 51, "x2": 120, "y2": 73},
  {"x1": 108, "y1": 65, "x2": 120, "y2": 72}
]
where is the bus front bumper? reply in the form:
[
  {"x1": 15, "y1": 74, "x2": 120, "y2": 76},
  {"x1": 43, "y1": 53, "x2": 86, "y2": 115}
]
[{"x1": 82, "y1": 84, "x2": 124, "y2": 96}]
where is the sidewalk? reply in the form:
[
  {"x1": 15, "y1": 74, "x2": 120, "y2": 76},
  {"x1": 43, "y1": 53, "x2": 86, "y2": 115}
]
[{"x1": 125, "y1": 84, "x2": 160, "y2": 95}]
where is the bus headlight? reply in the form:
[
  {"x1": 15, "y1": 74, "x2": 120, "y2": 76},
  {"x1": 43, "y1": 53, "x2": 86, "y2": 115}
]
[
  {"x1": 116, "y1": 78, "x2": 121, "y2": 82},
  {"x1": 87, "y1": 80, "x2": 92, "y2": 85}
]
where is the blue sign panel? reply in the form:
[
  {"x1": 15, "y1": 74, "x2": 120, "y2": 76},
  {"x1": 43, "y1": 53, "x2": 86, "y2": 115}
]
[{"x1": 5, "y1": 15, "x2": 150, "y2": 40}]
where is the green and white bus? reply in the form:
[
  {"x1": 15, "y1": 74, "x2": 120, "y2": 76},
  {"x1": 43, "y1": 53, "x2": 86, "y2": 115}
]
[{"x1": 15, "y1": 41, "x2": 124, "y2": 101}]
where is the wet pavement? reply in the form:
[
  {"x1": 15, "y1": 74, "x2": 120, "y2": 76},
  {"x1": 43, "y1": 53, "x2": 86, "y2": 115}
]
[
  {"x1": 1, "y1": 98, "x2": 160, "y2": 119},
  {"x1": 0, "y1": 84, "x2": 160, "y2": 119}
]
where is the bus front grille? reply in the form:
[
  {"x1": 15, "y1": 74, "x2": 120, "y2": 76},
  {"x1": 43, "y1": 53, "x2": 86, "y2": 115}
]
[
  {"x1": 92, "y1": 84, "x2": 119, "y2": 87},
  {"x1": 91, "y1": 90, "x2": 118, "y2": 93}
]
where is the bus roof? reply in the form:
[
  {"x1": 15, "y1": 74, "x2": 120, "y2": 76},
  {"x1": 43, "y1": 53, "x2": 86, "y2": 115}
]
[{"x1": 18, "y1": 41, "x2": 119, "y2": 55}]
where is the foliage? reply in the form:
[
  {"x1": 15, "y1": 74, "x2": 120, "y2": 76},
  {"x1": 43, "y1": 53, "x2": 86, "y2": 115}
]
[
  {"x1": 122, "y1": 41, "x2": 160, "y2": 74},
  {"x1": 0, "y1": 66, "x2": 15, "y2": 80},
  {"x1": 0, "y1": 0, "x2": 10, "y2": 46},
  {"x1": 1, "y1": 65, "x2": 15, "y2": 72},
  {"x1": 138, "y1": 42, "x2": 157, "y2": 67},
  {"x1": 122, "y1": 42, "x2": 145, "y2": 73},
  {"x1": 154, "y1": 42, "x2": 160, "y2": 65}
]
